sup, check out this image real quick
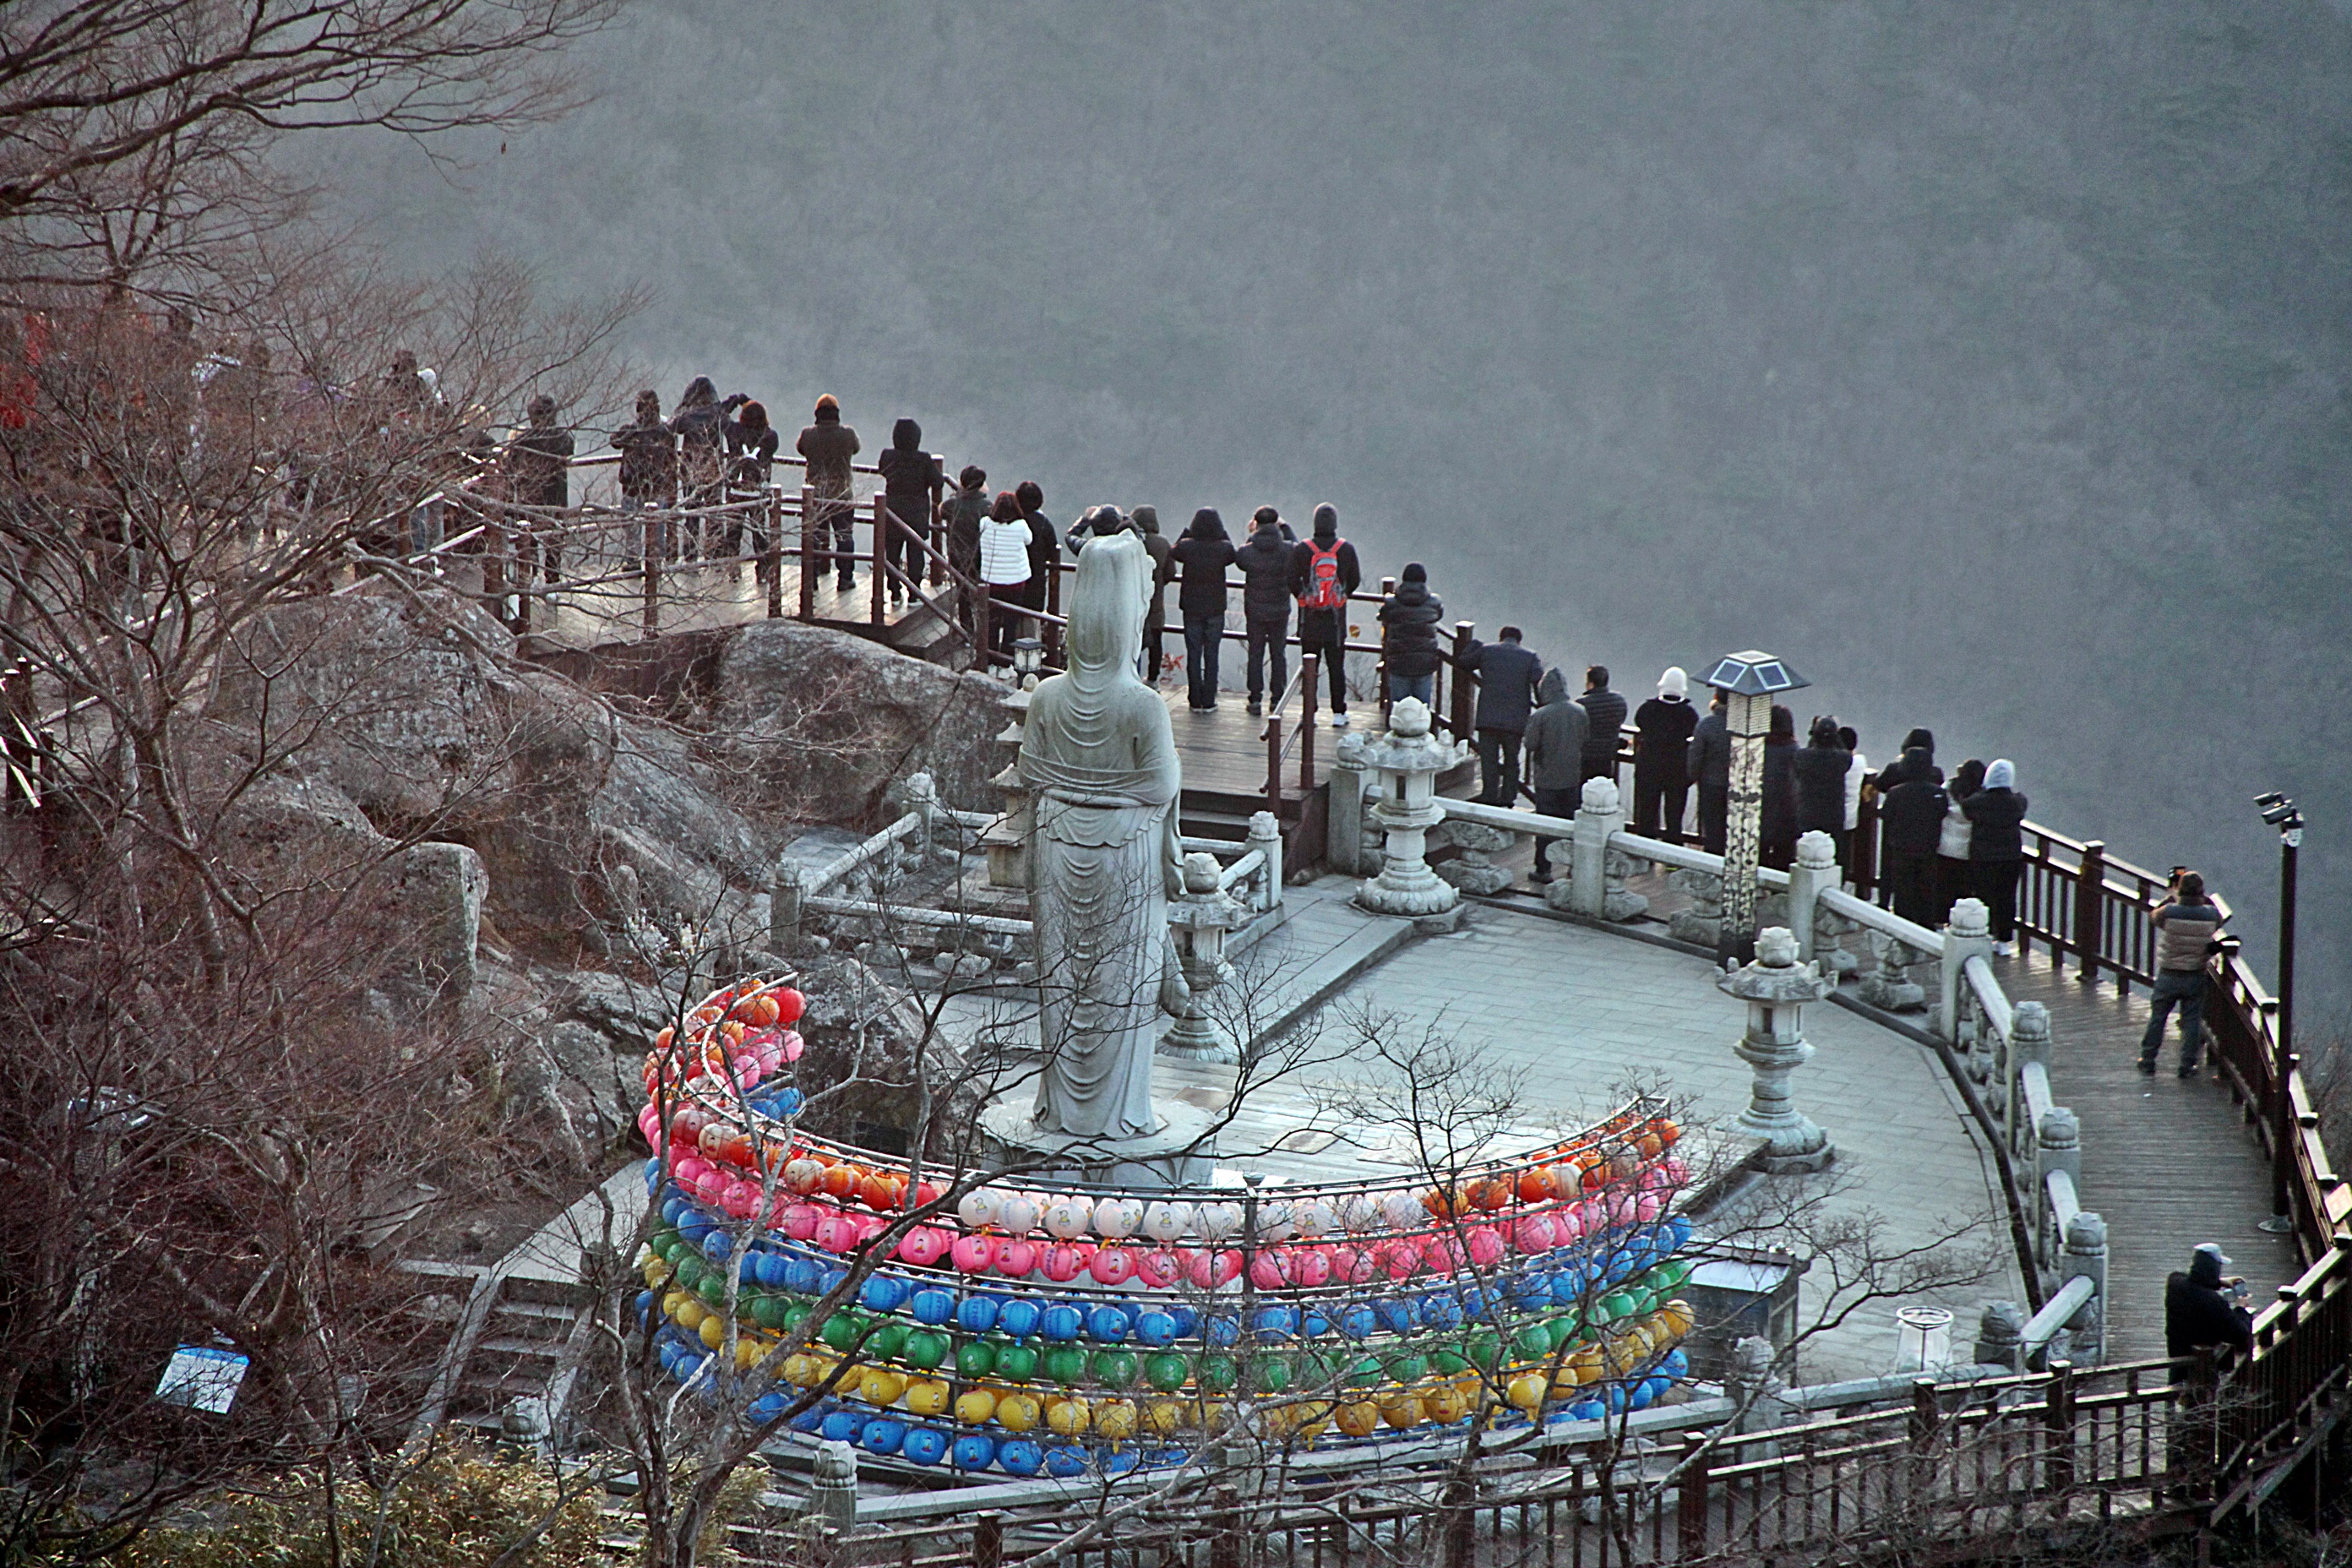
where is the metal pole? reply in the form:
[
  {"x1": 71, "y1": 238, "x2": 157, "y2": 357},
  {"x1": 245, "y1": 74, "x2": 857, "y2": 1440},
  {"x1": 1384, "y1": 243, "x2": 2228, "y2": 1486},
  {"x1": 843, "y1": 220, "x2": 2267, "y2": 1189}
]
[{"x1": 2269, "y1": 826, "x2": 2300, "y2": 1227}]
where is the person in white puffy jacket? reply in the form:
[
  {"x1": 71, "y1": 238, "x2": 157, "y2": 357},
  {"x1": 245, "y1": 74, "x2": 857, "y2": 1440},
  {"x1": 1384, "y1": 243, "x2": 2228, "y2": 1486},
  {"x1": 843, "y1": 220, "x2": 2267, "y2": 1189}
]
[{"x1": 976, "y1": 490, "x2": 1036, "y2": 661}]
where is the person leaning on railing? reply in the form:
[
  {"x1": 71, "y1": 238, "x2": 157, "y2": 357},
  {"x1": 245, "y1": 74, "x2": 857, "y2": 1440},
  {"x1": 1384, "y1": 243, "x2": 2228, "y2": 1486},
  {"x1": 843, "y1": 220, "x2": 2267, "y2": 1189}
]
[
  {"x1": 721, "y1": 399, "x2": 779, "y2": 580},
  {"x1": 1631, "y1": 667, "x2": 1697, "y2": 842},
  {"x1": 504, "y1": 393, "x2": 574, "y2": 583},
  {"x1": 1377, "y1": 563, "x2": 1444, "y2": 709},
  {"x1": 1524, "y1": 667, "x2": 1587, "y2": 885},
  {"x1": 1133, "y1": 506, "x2": 1173, "y2": 683},
  {"x1": 976, "y1": 489, "x2": 1035, "y2": 661},
  {"x1": 2165, "y1": 1242, "x2": 2253, "y2": 1366},
  {"x1": 2140, "y1": 869, "x2": 2228, "y2": 1079},
  {"x1": 1875, "y1": 741, "x2": 1948, "y2": 928},
  {"x1": 876, "y1": 416, "x2": 942, "y2": 607}
]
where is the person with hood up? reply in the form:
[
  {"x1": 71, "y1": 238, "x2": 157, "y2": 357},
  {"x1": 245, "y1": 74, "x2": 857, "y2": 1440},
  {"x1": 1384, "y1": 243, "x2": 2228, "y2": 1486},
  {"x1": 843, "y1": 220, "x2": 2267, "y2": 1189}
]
[
  {"x1": 669, "y1": 376, "x2": 727, "y2": 550},
  {"x1": 796, "y1": 395, "x2": 860, "y2": 591},
  {"x1": 975, "y1": 490, "x2": 1036, "y2": 660},
  {"x1": 1875, "y1": 738, "x2": 1948, "y2": 927},
  {"x1": 1964, "y1": 758, "x2": 2029, "y2": 954},
  {"x1": 1936, "y1": 759, "x2": 1986, "y2": 920},
  {"x1": 1793, "y1": 716, "x2": 1855, "y2": 863},
  {"x1": 1288, "y1": 504, "x2": 1361, "y2": 725},
  {"x1": 1170, "y1": 508, "x2": 1238, "y2": 710},
  {"x1": 1523, "y1": 667, "x2": 1589, "y2": 882},
  {"x1": 2142, "y1": 870, "x2": 2228, "y2": 1077},
  {"x1": 1689, "y1": 687, "x2": 1732, "y2": 854},
  {"x1": 2164, "y1": 1243, "x2": 2252, "y2": 1366},
  {"x1": 1133, "y1": 505, "x2": 1173, "y2": 682},
  {"x1": 616, "y1": 390, "x2": 678, "y2": 514},
  {"x1": 1761, "y1": 704, "x2": 1799, "y2": 871},
  {"x1": 1378, "y1": 564, "x2": 1444, "y2": 707},
  {"x1": 1457, "y1": 625, "x2": 1545, "y2": 806},
  {"x1": 721, "y1": 399, "x2": 779, "y2": 576},
  {"x1": 941, "y1": 464, "x2": 988, "y2": 636},
  {"x1": 875, "y1": 416, "x2": 942, "y2": 607},
  {"x1": 1576, "y1": 667, "x2": 1627, "y2": 787},
  {"x1": 1014, "y1": 481, "x2": 1059, "y2": 618},
  {"x1": 1632, "y1": 667, "x2": 1698, "y2": 841},
  {"x1": 1236, "y1": 508, "x2": 1295, "y2": 716},
  {"x1": 504, "y1": 393, "x2": 574, "y2": 585}
]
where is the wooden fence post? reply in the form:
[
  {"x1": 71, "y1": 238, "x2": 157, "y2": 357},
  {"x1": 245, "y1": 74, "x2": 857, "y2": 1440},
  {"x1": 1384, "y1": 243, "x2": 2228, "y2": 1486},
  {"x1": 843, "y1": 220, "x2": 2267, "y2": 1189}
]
[
  {"x1": 1450, "y1": 618, "x2": 1476, "y2": 740},
  {"x1": 765, "y1": 490, "x2": 784, "y2": 618},
  {"x1": 1908, "y1": 1376, "x2": 1941, "y2": 1501},
  {"x1": 870, "y1": 493, "x2": 888, "y2": 626},
  {"x1": 1266, "y1": 712, "x2": 1284, "y2": 817},
  {"x1": 972, "y1": 1510, "x2": 1004, "y2": 1568},
  {"x1": 2074, "y1": 840, "x2": 2105, "y2": 987},
  {"x1": 1209, "y1": 1485, "x2": 1242, "y2": 1568},
  {"x1": 799, "y1": 485, "x2": 818, "y2": 621},
  {"x1": 1300, "y1": 651, "x2": 1320, "y2": 792},
  {"x1": 2046, "y1": 1358, "x2": 2077, "y2": 1494},
  {"x1": 1853, "y1": 791, "x2": 1879, "y2": 898},
  {"x1": 639, "y1": 514, "x2": 659, "y2": 640},
  {"x1": 1045, "y1": 558, "x2": 1064, "y2": 667},
  {"x1": 1676, "y1": 1431, "x2": 1710, "y2": 1559}
]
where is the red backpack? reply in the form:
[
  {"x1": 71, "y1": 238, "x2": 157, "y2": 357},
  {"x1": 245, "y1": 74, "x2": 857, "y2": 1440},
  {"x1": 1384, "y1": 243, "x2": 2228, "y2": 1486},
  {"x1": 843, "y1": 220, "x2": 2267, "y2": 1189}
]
[{"x1": 1300, "y1": 539, "x2": 1346, "y2": 610}]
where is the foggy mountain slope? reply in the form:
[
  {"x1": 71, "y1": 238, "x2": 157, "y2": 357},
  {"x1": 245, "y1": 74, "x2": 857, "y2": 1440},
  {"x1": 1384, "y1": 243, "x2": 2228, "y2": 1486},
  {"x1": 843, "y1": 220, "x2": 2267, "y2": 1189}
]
[{"x1": 309, "y1": 1, "x2": 2352, "y2": 1015}]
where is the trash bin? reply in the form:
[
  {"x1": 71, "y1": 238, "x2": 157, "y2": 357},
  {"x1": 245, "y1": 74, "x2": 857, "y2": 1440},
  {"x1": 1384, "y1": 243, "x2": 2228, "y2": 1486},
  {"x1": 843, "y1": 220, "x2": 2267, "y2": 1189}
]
[
  {"x1": 1679, "y1": 1243, "x2": 1805, "y2": 1383},
  {"x1": 1892, "y1": 1305, "x2": 1955, "y2": 1374}
]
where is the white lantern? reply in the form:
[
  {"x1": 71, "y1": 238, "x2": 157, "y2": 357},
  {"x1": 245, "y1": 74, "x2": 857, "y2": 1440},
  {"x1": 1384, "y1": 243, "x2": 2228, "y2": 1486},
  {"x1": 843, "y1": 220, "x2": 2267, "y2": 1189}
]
[
  {"x1": 1043, "y1": 1195, "x2": 1096, "y2": 1240},
  {"x1": 957, "y1": 1188, "x2": 1004, "y2": 1231},
  {"x1": 1093, "y1": 1196, "x2": 1145, "y2": 1239},
  {"x1": 1141, "y1": 1200, "x2": 1194, "y2": 1244}
]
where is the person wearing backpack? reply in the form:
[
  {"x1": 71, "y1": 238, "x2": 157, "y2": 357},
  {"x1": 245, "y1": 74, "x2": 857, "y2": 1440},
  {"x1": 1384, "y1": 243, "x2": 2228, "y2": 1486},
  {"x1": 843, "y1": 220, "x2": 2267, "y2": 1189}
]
[{"x1": 1288, "y1": 504, "x2": 1361, "y2": 725}]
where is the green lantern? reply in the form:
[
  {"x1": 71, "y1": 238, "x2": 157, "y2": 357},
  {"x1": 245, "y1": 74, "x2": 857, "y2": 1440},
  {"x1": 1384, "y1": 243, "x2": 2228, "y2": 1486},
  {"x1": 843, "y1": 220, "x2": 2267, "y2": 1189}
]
[
  {"x1": 749, "y1": 1292, "x2": 789, "y2": 1331},
  {"x1": 1196, "y1": 1353, "x2": 1239, "y2": 1394},
  {"x1": 1253, "y1": 1355, "x2": 1292, "y2": 1395},
  {"x1": 1092, "y1": 1349, "x2": 1139, "y2": 1389},
  {"x1": 1043, "y1": 1346, "x2": 1089, "y2": 1386},
  {"x1": 996, "y1": 1343, "x2": 1040, "y2": 1383},
  {"x1": 905, "y1": 1331, "x2": 949, "y2": 1370},
  {"x1": 819, "y1": 1313, "x2": 862, "y2": 1354},
  {"x1": 956, "y1": 1340, "x2": 999, "y2": 1379},
  {"x1": 1145, "y1": 1353, "x2": 1190, "y2": 1392}
]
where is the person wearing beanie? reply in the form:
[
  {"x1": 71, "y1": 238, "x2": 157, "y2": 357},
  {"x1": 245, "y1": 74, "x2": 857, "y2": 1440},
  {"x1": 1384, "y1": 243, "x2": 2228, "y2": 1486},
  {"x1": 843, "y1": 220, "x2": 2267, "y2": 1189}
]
[
  {"x1": 975, "y1": 490, "x2": 1037, "y2": 661},
  {"x1": 1524, "y1": 667, "x2": 1589, "y2": 880},
  {"x1": 1288, "y1": 504, "x2": 1361, "y2": 724},
  {"x1": 720, "y1": 397, "x2": 779, "y2": 578},
  {"x1": 616, "y1": 389, "x2": 678, "y2": 513},
  {"x1": 874, "y1": 416, "x2": 942, "y2": 607},
  {"x1": 1456, "y1": 625, "x2": 1545, "y2": 805},
  {"x1": 1132, "y1": 505, "x2": 1173, "y2": 681},
  {"x1": 1793, "y1": 715, "x2": 1854, "y2": 863},
  {"x1": 1235, "y1": 509, "x2": 1297, "y2": 716},
  {"x1": 1632, "y1": 667, "x2": 1699, "y2": 841},
  {"x1": 1876, "y1": 727, "x2": 1941, "y2": 794},
  {"x1": 669, "y1": 376, "x2": 727, "y2": 546},
  {"x1": 1963, "y1": 757, "x2": 2029, "y2": 954},
  {"x1": 942, "y1": 464, "x2": 990, "y2": 638},
  {"x1": 1876, "y1": 740, "x2": 1949, "y2": 927},
  {"x1": 2142, "y1": 869, "x2": 2229, "y2": 1076},
  {"x1": 1377, "y1": 563, "x2": 1445, "y2": 708},
  {"x1": 2164, "y1": 1242, "x2": 2252, "y2": 1367},
  {"x1": 796, "y1": 395, "x2": 860, "y2": 590},
  {"x1": 1015, "y1": 481, "x2": 1058, "y2": 618},
  {"x1": 1169, "y1": 508, "x2": 1237, "y2": 710},
  {"x1": 1576, "y1": 666, "x2": 1627, "y2": 788},
  {"x1": 1688, "y1": 687, "x2": 1733, "y2": 854},
  {"x1": 504, "y1": 392, "x2": 574, "y2": 591},
  {"x1": 1936, "y1": 759, "x2": 1984, "y2": 919}
]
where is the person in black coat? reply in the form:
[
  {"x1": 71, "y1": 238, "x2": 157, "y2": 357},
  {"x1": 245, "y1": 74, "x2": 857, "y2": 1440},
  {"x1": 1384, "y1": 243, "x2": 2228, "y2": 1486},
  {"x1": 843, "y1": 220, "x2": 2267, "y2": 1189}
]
[
  {"x1": 1631, "y1": 667, "x2": 1699, "y2": 841},
  {"x1": 1876, "y1": 743, "x2": 1949, "y2": 927},
  {"x1": 1689, "y1": 689, "x2": 1732, "y2": 854},
  {"x1": 1793, "y1": 715, "x2": 1855, "y2": 863},
  {"x1": 1964, "y1": 758, "x2": 2029, "y2": 952},
  {"x1": 669, "y1": 376, "x2": 727, "y2": 552},
  {"x1": 504, "y1": 393, "x2": 574, "y2": 585},
  {"x1": 721, "y1": 398, "x2": 780, "y2": 574},
  {"x1": 1015, "y1": 481, "x2": 1058, "y2": 618},
  {"x1": 1377, "y1": 564, "x2": 1445, "y2": 708},
  {"x1": 1170, "y1": 508, "x2": 1237, "y2": 710},
  {"x1": 1288, "y1": 504, "x2": 1361, "y2": 725},
  {"x1": 1761, "y1": 704, "x2": 1799, "y2": 870},
  {"x1": 875, "y1": 416, "x2": 942, "y2": 607},
  {"x1": 2164, "y1": 1243, "x2": 2252, "y2": 1373},
  {"x1": 1875, "y1": 727, "x2": 1941, "y2": 794},
  {"x1": 1576, "y1": 667, "x2": 1627, "y2": 787},
  {"x1": 1235, "y1": 509, "x2": 1295, "y2": 715},
  {"x1": 1457, "y1": 626, "x2": 1545, "y2": 805}
]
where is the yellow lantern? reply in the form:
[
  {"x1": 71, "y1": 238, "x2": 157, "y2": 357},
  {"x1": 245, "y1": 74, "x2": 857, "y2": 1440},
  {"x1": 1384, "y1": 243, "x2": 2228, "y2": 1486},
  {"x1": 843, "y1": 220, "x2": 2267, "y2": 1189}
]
[
  {"x1": 858, "y1": 1368, "x2": 907, "y2": 1407},
  {"x1": 1143, "y1": 1399, "x2": 1187, "y2": 1437},
  {"x1": 1378, "y1": 1391, "x2": 1424, "y2": 1429},
  {"x1": 698, "y1": 1315, "x2": 726, "y2": 1351},
  {"x1": 1095, "y1": 1399, "x2": 1139, "y2": 1441},
  {"x1": 1505, "y1": 1374, "x2": 1548, "y2": 1413},
  {"x1": 954, "y1": 1389, "x2": 998, "y2": 1426},
  {"x1": 996, "y1": 1393, "x2": 1041, "y2": 1433},
  {"x1": 1046, "y1": 1397, "x2": 1092, "y2": 1437},
  {"x1": 1423, "y1": 1384, "x2": 1468, "y2": 1424},
  {"x1": 903, "y1": 1379, "x2": 950, "y2": 1418},
  {"x1": 1336, "y1": 1400, "x2": 1381, "y2": 1438}
]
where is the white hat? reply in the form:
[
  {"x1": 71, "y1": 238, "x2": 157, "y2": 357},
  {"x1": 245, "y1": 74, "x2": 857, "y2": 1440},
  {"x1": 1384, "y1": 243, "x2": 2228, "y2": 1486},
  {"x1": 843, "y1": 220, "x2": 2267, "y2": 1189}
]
[{"x1": 1659, "y1": 667, "x2": 1688, "y2": 700}]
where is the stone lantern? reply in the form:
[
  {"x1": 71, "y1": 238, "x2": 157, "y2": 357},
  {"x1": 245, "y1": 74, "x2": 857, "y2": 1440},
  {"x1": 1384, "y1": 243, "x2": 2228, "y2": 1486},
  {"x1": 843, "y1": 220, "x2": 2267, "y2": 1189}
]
[
  {"x1": 1718, "y1": 924, "x2": 1834, "y2": 1173},
  {"x1": 1698, "y1": 651, "x2": 1809, "y2": 964},
  {"x1": 1161, "y1": 852, "x2": 1242, "y2": 1063},
  {"x1": 1353, "y1": 697, "x2": 1467, "y2": 928},
  {"x1": 982, "y1": 638, "x2": 1047, "y2": 890}
]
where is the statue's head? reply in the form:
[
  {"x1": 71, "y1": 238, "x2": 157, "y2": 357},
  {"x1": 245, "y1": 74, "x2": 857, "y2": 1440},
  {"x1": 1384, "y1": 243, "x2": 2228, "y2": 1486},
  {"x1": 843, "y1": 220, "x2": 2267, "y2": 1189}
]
[{"x1": 1064, "y1": 531, "x2": 1149, "y2": 681}]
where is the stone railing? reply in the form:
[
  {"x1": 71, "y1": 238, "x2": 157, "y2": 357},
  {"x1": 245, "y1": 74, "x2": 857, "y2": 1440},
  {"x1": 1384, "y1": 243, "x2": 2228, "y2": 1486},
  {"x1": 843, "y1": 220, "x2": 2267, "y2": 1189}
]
[{"x1": 1396, "y1": 782, "x2": 2109, "y2": 1369}]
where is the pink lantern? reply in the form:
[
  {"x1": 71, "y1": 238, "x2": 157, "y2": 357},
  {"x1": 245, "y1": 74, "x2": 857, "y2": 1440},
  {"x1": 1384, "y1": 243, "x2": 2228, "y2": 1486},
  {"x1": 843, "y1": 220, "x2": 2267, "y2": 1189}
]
[
  {"x1": 814, "y1": 1213, "x2": 862, "y2": 1254},
  {"x1": 693, "y1": 1169, "x2": 729, "y2": 1204},
  {"x1": 896, "y1": 1226, "x2": 950, "y2": 1266},
  {"x1": 673, "y1": 1156, "x2": 712, "y2": 1189},
  {"x1": 1634, "y1": 1192, "x2": 1664, "y2": 1222},
  {"x1": 1379, "y1": 1239, "x2": 1422, "y2": 1281},
  {"x1": 1088, "y1": 1247, "x2": 1136, "y2": 1287},
  {"x1": 779, "y1": 1029, "x2": 806, "y2": 1064},
  {"x1": 1467, "y1": 1226, "x2": 1505, "y2": 1267},
  {"x1": 1661, "y1": 1157, "x2": 1690, "y2": 1187},
  {"x1": 721, "y1": 1180, "x2": 760, "y2": 1220},
  {"x1": 1135, "y1": 1250, "x2": 1181, "y2": 1289},
  {"x1": 951, "y1": 1233, "x2": 996, "y2": 1274},
  {"x1": 1247, "y1": 1250, "x2": 1288, "y2": 1291},
  {"x1": 1208, "y1": 1249, "x2": 1244, "y2": 1288},
  {"x1": 1513, "y1": 1213, "x2": 1558, "y2": 1254},
  {"x1": 994, "y1": 1238, "x2": 1040, "y2": 1278},
  {"x1": 1551, "y1": 1204, "x2": 1587, "y2": 1244},
  {"x1": 637, "y1": 1108, "x2": 662, "y2": 1146},
  {"x1": 1289, "y1": 1247, "x2": 1332, "y2": 1288},
  {"x1": 1042, "y1": 1243, "x2": 1092, "y2": 1283}
]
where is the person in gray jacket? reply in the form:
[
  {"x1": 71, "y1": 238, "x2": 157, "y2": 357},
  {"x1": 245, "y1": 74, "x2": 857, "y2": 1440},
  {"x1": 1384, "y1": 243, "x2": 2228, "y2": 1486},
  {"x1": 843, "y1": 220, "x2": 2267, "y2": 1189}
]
[
  {"x1": 1523, "y1": 667, "x2": 1589, "y2": 882},
  {"x1": 1688, "y1": 689, "x2": 1732, "y2": 854}
]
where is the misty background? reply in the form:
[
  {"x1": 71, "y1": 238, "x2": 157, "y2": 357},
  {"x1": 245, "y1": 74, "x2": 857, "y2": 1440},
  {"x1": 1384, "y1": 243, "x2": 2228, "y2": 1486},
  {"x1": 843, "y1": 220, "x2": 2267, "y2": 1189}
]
[{"x1": 309, "y1": 1, "x2": 2352, "y2": 1022}]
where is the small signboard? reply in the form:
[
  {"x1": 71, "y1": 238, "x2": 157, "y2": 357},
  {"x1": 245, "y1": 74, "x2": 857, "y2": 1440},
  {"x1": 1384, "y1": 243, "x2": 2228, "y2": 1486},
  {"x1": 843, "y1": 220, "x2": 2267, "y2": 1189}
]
[{"x1": 155, "y1": 1345, "x2": 249, "y2": 1414}]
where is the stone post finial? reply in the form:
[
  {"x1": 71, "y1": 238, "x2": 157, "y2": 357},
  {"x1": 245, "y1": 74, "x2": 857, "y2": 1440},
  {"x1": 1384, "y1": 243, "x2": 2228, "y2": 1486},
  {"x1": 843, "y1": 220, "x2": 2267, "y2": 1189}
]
[
  {"x1": 1975, "y1": 1300, "x2": 2026, "y2": 1371},
  {"x1": 1579, "y1": 774, "x2": 1621, "y2": 814},
  {"x1": 1245, "y1": 809, "x2": 1283, "y2": 912},
  {"x1": 1938, "y1": 898, "x2": 1996, "y2": 1042},
  {"x1": 2012, "y1": 999, "x2": 2051, "y2": 1070},
  {"x1": 1718, "y1": 927, "x2": 1834, "y2": 1173},
  {"x1": 1787, "y1": 830, "x2": 1838, "y2": 965},
  {"x1": 807, "y1": 1439, "x2": 858, "y2": 1527},
  {"x1": 1565, "y1": 776, "x2": 1642, "y2": 919},
  {"x1": 1162, "y1": 858, "x2": 1243, "y2": 1063}
]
